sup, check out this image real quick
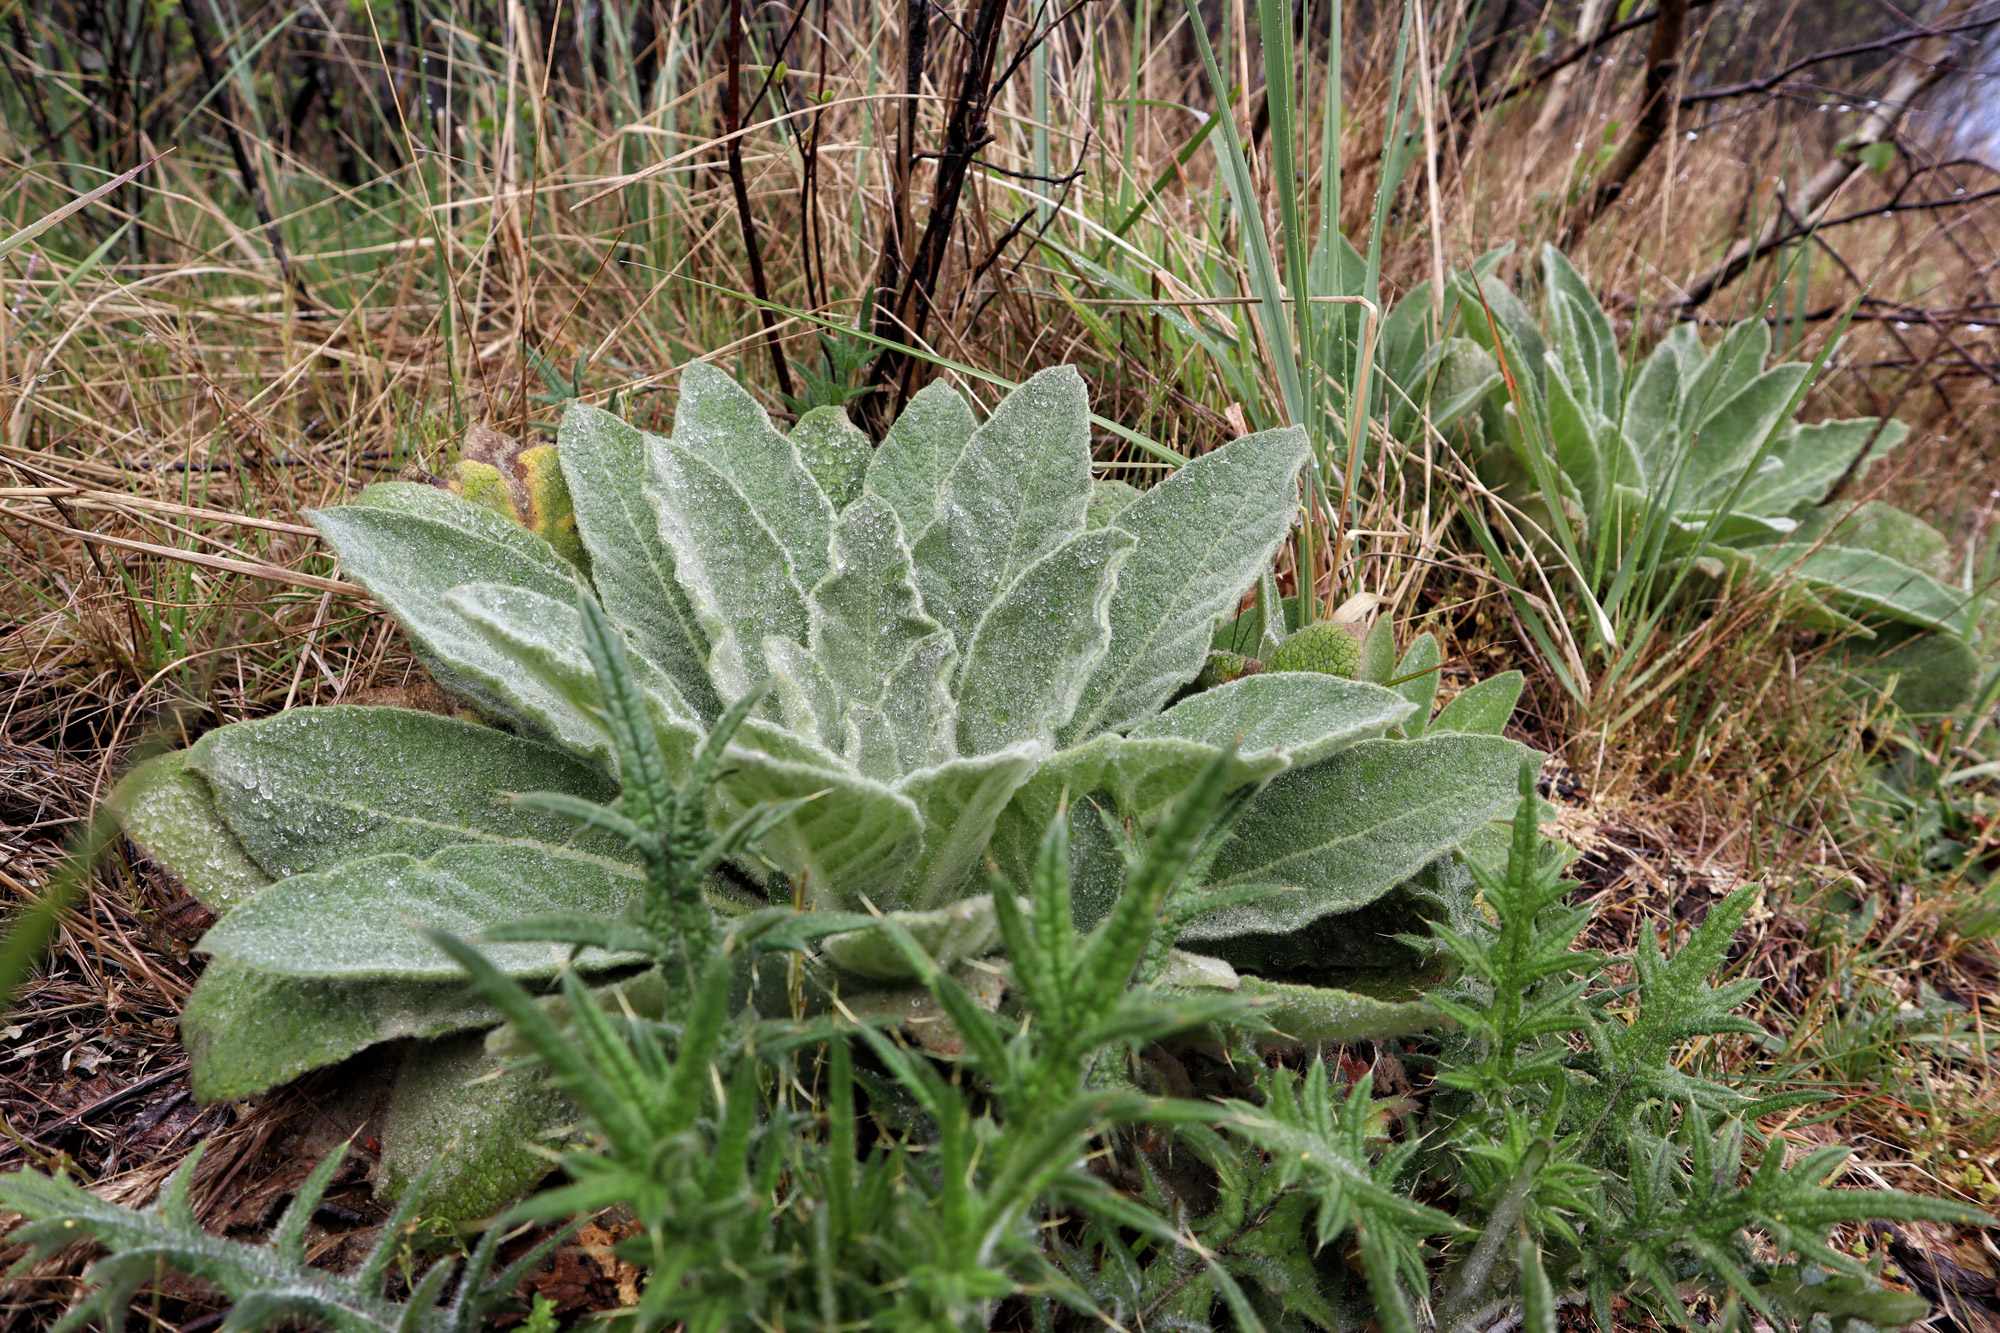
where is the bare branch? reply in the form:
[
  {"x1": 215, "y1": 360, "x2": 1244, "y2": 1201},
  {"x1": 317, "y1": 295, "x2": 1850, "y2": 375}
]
[
  {"x1": 1680, "y1": 5, "x2": 2000, "y2": 105},
  {"x1": 1461, "y1": 0, "x2": 1716, "y2": 122},
  {"x1": 1562, "y1": 0, "x2": 1690, "y2": 237},
  {"x1": 1676, "y1": 0, "x2": 1978, "y2": 310}
]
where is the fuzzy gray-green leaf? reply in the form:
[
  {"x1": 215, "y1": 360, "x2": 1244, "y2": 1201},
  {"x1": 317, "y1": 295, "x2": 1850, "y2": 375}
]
[
  {"x1": 911, "y1": 365, "x2": 1093, "y2": 646},
  {"x1": 820, "y1": 896, "x2": 1001, "y2": 980},
  {"x1": 1430, "y1": 671, "x2": 1524, "y2": 735},
  {"x1": 186, "y1": 706, "x2": 623, "y2": 878},
  {"x1": 378, "y1": 1030, "x2": 571, "y2": 1220},
  {"x1": 197, "y1": 845, "x2": 640, "y2": 979},
  {"x1": 893, "y1": 745, "x2": 1044, "y2": 910},
  {"x1": 670, "y1": 360, "x2": 836, "y2": 589},
  {"x1": 1683, "y1": 318, "x2": 1768, "y2": 425},
  {"x1": 792, "y1": 405, "x2": 873, "y2": 510},
  {"x1": 1391, "y1": 634, "x2": 1443, "y2": 736},
  {"x1": 1748, "y1": 542, "x2": 1975, "y2": 637},
  {"x1": 646, "y1": 438, "x2": 810, "y2": 697},
  {"x1": 1624, "y1": 333, "x2": 1687, "y2": 461},
  {"x1": 843, "y1": 702, "x2": 904, "y2": 781},
  {"x1": 446, "y1": 582, "x2": 704, "y2": 774},
  {"x1": 810, "y1": 492, "x2": 942, "y2": 714},
  {"x1": 1542, "y1": 247, "x2": 1620, "y2": 419},
  {"x1": 1682, "y1": 364, "x2": 1811, "y2": 505},
  {"x1": 866, "y1": 378, "x2": 981, "y2": 539},
  {"x1": 715, "y1": 743, "x2": 923, "y2": 909},
  {"x1": 881, "y1": 630, "x2": 960, "y2": 771},
  {"x1": 765, "y1": 634, "x2": 845, "y2": 751},
  {"x1": 1734, "y1": 418, "x2": 1904, "y2": 515},
  {"x1": 1131, "y1": 672, "x2": 1411, "y2": 765},
  {"x1": 179, "y1": 959, "x2": 508, "y2": 1102},
  {"x1": 556, "y1": 403, "x2": 719, "y2": 719},
  {"x1": 988, "y1": 733, "x2": 1290, "y2": 890},
  {"x1": 1236, "y1": 977, "x2": 1441, "y2": 1044},
  {"x1": 1063, "y1": 426, "x2": 1312, "y2": 741},
  {"x1": 1187, "y1": 734, "x2": 1534, "y2": 940},
  {"x1": 112, "y1": 750, "x2": 271, "y2": 912},
  {"x1": 310, "y1": 487, "x2": 599, "y2": 748},
  {"x1": 1087, "y1": 479, "x2": 1142, "y2": 529},
  {"x1": 956, "y1": 526, "x2": 1135, "y2": 752}
]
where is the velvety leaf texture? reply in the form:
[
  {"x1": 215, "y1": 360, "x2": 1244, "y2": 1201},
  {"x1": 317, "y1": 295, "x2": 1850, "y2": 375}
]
[
  {"x1": 113, "y1": 751, "x2": 271, "y2": 912},
  {"x1": 186, "y1": 706, "x2": 624, "y2": 877},
  {"x1": 955, "y1": 526, "x2": 1135, "y2": 752},
  {"x1": 714, "y1": 743, "x2": 923, "y2": 909},
  {"x1": 911, "y1": 365, "x2": 1093, "y2": 646},
  {"x1": 646, "y1": 438, "x2": 811, "y2": 696},
  {"x1": 669, "y1": 360, "x2": 836, "y2": 589},
  {"x1": 445, "y1": 582, "x2": 705, "y2": 763},
  {"x1": 809, "y1": 492, "x2": 942, "y2": 714},
  {"x1": 378, "y1": 1031, "x2": 573, "y2": 1218},
  {"x1": 1189, "y1": 734, "x2": 1535, "y2": 939},
  {"x1": 1063, "y1": 426, "x2": 1313, "y2": 740},
  {"x1": 893, "y1": 746, "x2": 1045, "y2": 910},
  {"x1": 556, "y1": 404, "x2": 718, "y2": 718},
  {"x1": 179, "y1": 959, "x2": 510, "y2": 1102},
  {"x1": 199, "y1": 845, "x2": 640, "y2": 979},
  {"x1": 791, "y1": 405, "x2": 872, "y2": 510},
  {"x1": 1131, "y1": 673, "x2": 1412, "y2": 765},
  {"x1": 309, "y1": 490, "x2": 599, "y2": 749},
  {"x1": 864, "y1": 378, "x2": 979, "y2": 536}
]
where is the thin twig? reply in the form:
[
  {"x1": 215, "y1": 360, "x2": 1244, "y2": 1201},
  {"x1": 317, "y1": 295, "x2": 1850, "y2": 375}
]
[{"x1": 724, "y1": 0, "x2": 796, "y2": 399}]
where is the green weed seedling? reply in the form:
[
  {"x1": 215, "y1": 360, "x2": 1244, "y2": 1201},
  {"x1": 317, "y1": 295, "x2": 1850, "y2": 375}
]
[
  {"x1": 0, "y1": 1143, "x2": 573, "y2": 1333},
  {"x1": 1047, "y1": 766, "x2": 1991, "y2": 1333},
  {"x1": 9, "y1": 763, "x2": 1983, "y2": 1330}
]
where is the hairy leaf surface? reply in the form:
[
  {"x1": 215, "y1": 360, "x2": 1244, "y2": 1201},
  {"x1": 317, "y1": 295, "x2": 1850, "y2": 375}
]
[
  {"x1": 197, "y1": 846, "x2": 639, "y2": 979},
  {"x1": 894, "y1": 746, "x2": 1045, "y2": 910},
  {"x1": 187, "y1": 706, "x2": 623, "y2": 878},
  {"x1": 956, "y1": 527, "x2": 1135, "y2": 751},
  {"x1": 646, "y1": 438, "x2": 810, "y2": 695},
  {"x1": 669, "y1": 360, "x2": 836, "y2": 589},
  {"x1": 865, "y1": 378, "x2": 979, "y2": 536},
  {"x1": 911, "y1": 365, "x2": 1093, "y2": 645},
  {"x1": 114, "y1": 751, "x2": 271, "y2": 912},
  {"x1": 1131, "y1": 673, "x2": 1411, "y2": 765},
  {"x1": 310, "y1": 488, "x2": 597, "y2": 747},
  {"x1": 1188, "y1": 735, "x2": 1533, "y2": 939},
  {"x1": 556, "y1": 404, "x2": 718, "y2": 717},
  {"x1": 810, "y1": 492, "x2": 942, "y2": 713},
  {"x1": 1063, "y1": 426, "x2": 1312, "y2": 740}
]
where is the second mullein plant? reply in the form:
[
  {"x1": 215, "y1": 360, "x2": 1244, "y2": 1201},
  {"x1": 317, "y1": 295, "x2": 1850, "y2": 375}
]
[
  {"x1": 1463, "y1": 246, "x2": 1986, "y2": 712},
  {"x1": 114, "y1": 363, "x2": 1535, "y2": 1214}
]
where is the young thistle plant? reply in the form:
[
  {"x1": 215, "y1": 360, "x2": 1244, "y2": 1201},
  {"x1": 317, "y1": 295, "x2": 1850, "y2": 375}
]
[{"x1": 481, "y1": 590, "x2": 807, "y2": 997}]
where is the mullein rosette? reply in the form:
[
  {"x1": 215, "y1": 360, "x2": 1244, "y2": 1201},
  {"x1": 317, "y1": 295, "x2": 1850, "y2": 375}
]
[{"x1": 116, "y1": 363, "x2": 1538, "y2": 1214}]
